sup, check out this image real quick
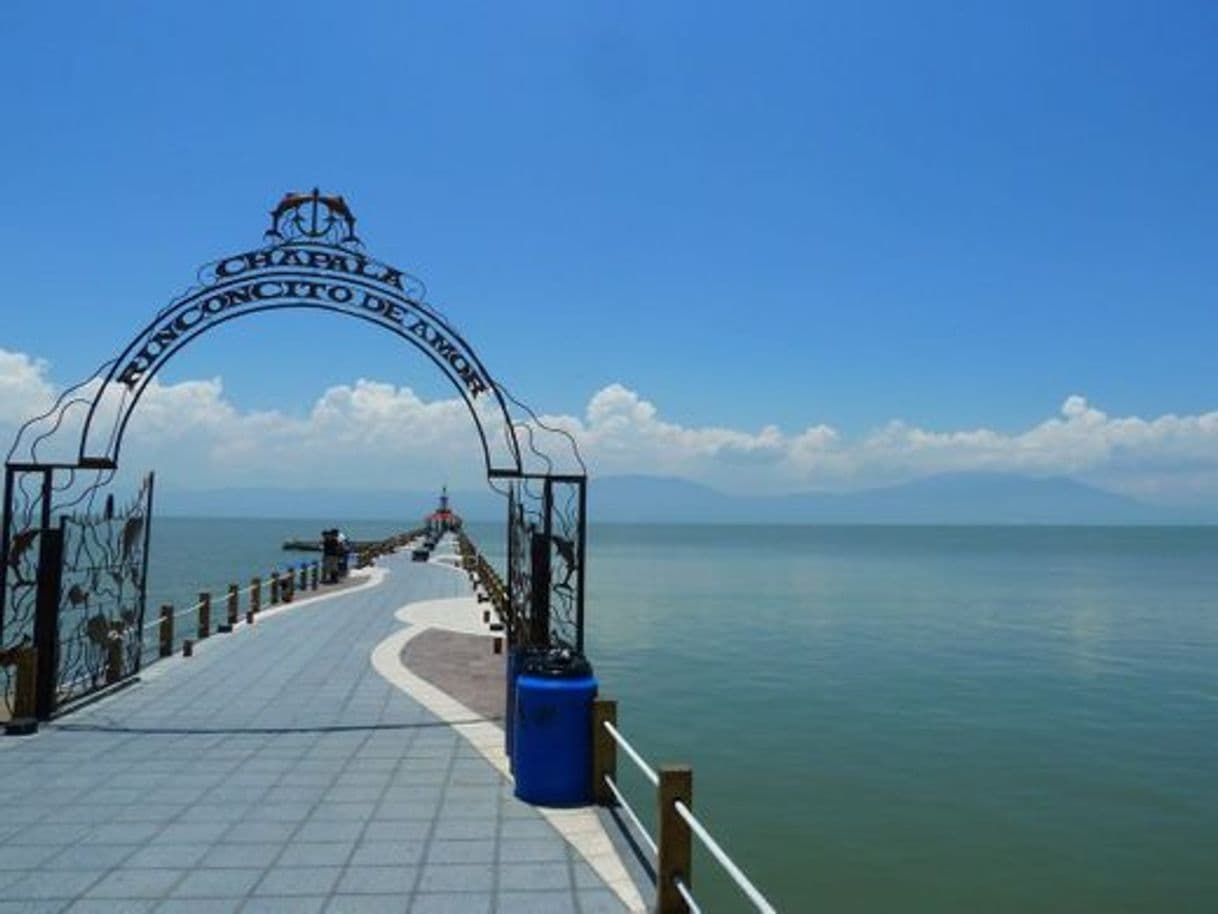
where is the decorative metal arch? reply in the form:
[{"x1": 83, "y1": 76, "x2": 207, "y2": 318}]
[
  {"x1": 2, "y1": 190, "x2": 588, "y2": 726},
  {"x1": 74, "y1": 189, "x2": 525, "y2": 477}
]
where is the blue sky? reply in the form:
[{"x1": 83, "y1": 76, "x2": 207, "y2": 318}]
[{"x1": 1, "y1": 1, "x2": 1216, "y2": 500}]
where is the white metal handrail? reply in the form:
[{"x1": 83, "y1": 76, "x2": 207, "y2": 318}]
[
  {"x1": 675, "y1": 799, "x2": 777, "y2": 914},
  {"x1": 674, "y1": 876, "x2": 704, "y2": 914},
  {"x1": 604, "y1": 719, "x2": 659, "y2": 786},
  {"x1": 600, "y1": 714, "x2": 780, "y2": 913},
  {"x1": 602, "y1": 773, "x2": 658, "y2": 857}
]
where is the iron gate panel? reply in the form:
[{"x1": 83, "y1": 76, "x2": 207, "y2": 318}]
[
  {"x1": 503, "y1": 473, "x2": 586, "y2": 652},
  {"x1": 55, "y1": 472, "x2": 154, "y2": 709}
]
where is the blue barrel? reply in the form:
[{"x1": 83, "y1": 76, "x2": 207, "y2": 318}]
[
  {"x1": 504, "y1": 646, "x2": 542, "y2": 771},
  {"x1": 513, "y1": 650, "x2": 597, "y2": 806}
]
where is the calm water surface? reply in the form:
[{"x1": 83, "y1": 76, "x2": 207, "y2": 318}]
[{"x1": 145, "y1": 520, "x2": 1218, "y2": 913}]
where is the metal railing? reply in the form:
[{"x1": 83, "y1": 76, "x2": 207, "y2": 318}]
[{"x1": 593, "y1": 699, "x2": 778, "y2": 914}]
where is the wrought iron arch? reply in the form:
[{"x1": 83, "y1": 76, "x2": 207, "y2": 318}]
[
  {"x1": 75, "y1": 191, "x2": 525, "y2": 478},
  {"x1": 2, "y1": 190, "x2": 588, "y2": 728}
]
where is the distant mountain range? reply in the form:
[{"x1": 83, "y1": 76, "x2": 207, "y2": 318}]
[{"x1": 154, "y1": 473, "x2": 1213, "y2": 525}]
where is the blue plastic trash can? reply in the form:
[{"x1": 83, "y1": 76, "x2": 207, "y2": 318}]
[{"x1": 513, "y1": 649, "x2": 597, "y2": 806}]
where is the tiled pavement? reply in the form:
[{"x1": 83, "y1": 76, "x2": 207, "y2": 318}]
[{"x1": 0, "y1": 554, "x2": 632, "y2": 913}]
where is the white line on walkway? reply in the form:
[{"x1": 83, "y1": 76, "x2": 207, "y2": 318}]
[{"x1": 370, "y1": 594, "x2": 648, "y2": 914}]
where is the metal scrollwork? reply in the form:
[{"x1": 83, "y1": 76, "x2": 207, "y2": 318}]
[
  {"x1": 55, "y1": 473, "x2": 153, "y2": 707},
  {"x1": 265, "y1": 188, "x2": 360, "y2": 248}
]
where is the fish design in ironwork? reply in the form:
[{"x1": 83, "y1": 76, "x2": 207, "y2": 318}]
[
  {"x1": 7, "y1": 529, "x2": 38, "y2": 571},
  {"x1": 120, "y1": 517, "x2": 144, "y2": 561},
  {"x1": 66, "y1": 584, "x2": 90, "y2": 610}
]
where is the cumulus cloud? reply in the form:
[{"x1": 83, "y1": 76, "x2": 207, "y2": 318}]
[{"x1": 1, "y1": 347, "x2": 1217, "y2": 502}]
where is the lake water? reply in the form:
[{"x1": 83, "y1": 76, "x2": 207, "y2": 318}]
[{"x1": 142, "y1": 519, "x2": 1218, "y2": 913}]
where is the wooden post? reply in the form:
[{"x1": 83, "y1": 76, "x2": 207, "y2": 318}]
[
  {"x1": 282, "y1": 573, "x2": 293, "y2": 604},
  {"x1": 227, "y1": 584, "x2": 239, "y2": 627},
  {"x1": 183, "y1": 638, "x2": 194, "y2": 657},
  {"x1": 657, "y1": 765, "x2": 693, "y2": 914},
  {"x1": 270, "y1": 572, "x2": 280, "y2": 605},
  {"x1": 592, "y1": 699, "x2": 617, "y2": 806},
  {"x1": 197, "y1": 592, "x2": 210, "y2": 640},
  {"x1": 159, "y1": 604, "x2": 173, "y2": 658},
  {"x1": 493, "y1": 637, "x2": 502, "y2": 655},
  {"x1": 250, "y1": 577, "x2": 261, "y2": 615},
  {"x1": 310, "y1": 562, "x2": 319, "y2": 590},
  {"x1": 13, "y1": 646, "x2": 37, "y2": 719},
  {"x1": 105, "y1": 637, "x2": 123, "y2": 685},
  {"x1": 298, "y1": 565, "x2": 307, "y2": 591}
]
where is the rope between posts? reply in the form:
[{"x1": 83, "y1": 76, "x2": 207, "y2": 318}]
[
  {"x1": 674, "y1": 799, "x2": 777, "y2": 914},
  {"x1": 602, "y1": 774, "x2": 658, "y2": 857},
  {"x1": 603, "y1": 719, "x2": 660, "y2": 787},
  {"x1": 136, "y1": 560, "x2": 323, "y2": 634}
]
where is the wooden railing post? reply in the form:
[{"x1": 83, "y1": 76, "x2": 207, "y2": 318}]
[
  {"x1": 270, "y1": 572, "x2": 280, "y2": 605},
  {"x1": 592, "y1": 699, "x2": 617, "y2": 806},
  {"x1": 227, "y1": 584, "x2": 239, "y2": 628},
  {"x1": 282, "y1": 573, "x2": 293, "y2": 604},
  {"x1": 197, "y1": 592, "x2": 211, "y2": 640},
  {"x1": 105, "y1": 637, "x2": 123, "y2": 685},
  {"x1": 298, "y1": 565, "x2": 306, "y2": 591},
  {"x1": 250, "y1": 577, "x2": 261, "y2": 617},
  {"x1": 13, "y1": 646, "x2": 37, "y2": 720},
  {"x1": 159, "y1": 604, "x2": 173, "y2": 658},
  {"x1": 310, "y1": 562, "x2": 319, "y2": 590},
  {"x1": 657, "y1": 765, "x2": 693, "y2": 914}
]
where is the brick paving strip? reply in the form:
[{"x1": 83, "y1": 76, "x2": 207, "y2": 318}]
[{"x1": 0, "y1": 550, "x2": 645, "y2": 914}]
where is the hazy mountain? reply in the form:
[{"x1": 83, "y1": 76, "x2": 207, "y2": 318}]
[{"x1": 155, "y1": 473, "x2": 1210, "y2": 524}]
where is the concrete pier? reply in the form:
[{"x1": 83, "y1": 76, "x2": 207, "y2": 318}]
[{"x1": 0, "y1": 549, "x2": 646, "y2": 913}]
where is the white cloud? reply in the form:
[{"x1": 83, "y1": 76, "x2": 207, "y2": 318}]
[
  {"x1": 0, "y1": 350, "x2": 55, "y2": 423},
  {"x1": 2, "y1": 347, "x2": 1217, "y2": 503}
]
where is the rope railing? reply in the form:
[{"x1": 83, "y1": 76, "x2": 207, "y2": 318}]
[{"x1": 592, "y1": 699, "x2": 779, "y2": 914}]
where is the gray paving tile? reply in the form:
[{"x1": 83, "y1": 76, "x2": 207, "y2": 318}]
[
  {"x1": 497, "y1": 863, "x2": 571, "y2": 892},
  {"x1": 0, "y1": 900, "x2": 74, "y2": 913},
  {"x1": 430, "y1": 820, "x2": 490, "y2": 841},
  {"x1": 85, "y1": 869, "x2": 185, "y2": 900},
  {"x1": 78, "y1": 824, "x2": 160, "y2": 847},
  {"x1": 151, "y1": 900, "x2": 240, "y2": 914},
  {"x1": 327, "y1": 896, "x2": 413, "y2": 914},
  {"x1": 576, "y1": 889, "x2": 630, "y2": 913},
  {"x1": 273, "y1": 843, "x2": 355, "y2": 867},
  {"x1": 362, "y1": 822, "x2": 430, "y2": 843},
  {"x1": 423, "y1": 841, "x2": 496, "y2": 865},
  {"x1": 121, "y1": 845, "x2": 209, "y2": 870},
  {"x1": 223, "y1": 824, "x2": 296, "y2": 845},
  {"x1": 19, "y1": 825, "x2": 92, "y2": 846},
  {"x1": 0, "y1": 846, "x2": 60, "y2": 870},
  {"x1": 416, "y1": 864, "x2": 493, "y2": 894},
  {"x1": 63, "y1": 899, "x2": 158, "y2": 913},
  {"x1": 6, "y1": 868, "x2": 106, "y2": 899},
  {"x1": 239, "y1": 805, "x2": 308, "y2": 825},
  {"x1": 199, "y1": 844, "x2": 280, "y2": 869},
  {"x1": 295, "y1": 821, "x2": 363, "y2": 844},
  {"x1": 155, "y1": 824, "x2": 230, "y2": 845},
  {"x1": 242, "y1": 897, "x2": 326, "y2": 914},
  {"x1": 170, "y1": 868, "x2": 263, "y2": 899},
  {"x1": 498, "y1": 838, "x2": 570, "y2": 863},
  {"x1": 408, "y1": 895, "x2": 492, "y2": 914},
  {"x1": 495, "y1": 891, "x2": 578, "y2": 914},
  {"x1": 348, "y1": 842, "x2": 425, "y2": 867},
  {"x1": 42, "y1": 845, "x2": 135, "y2": 871},
  {"x1": 334, "y1": 866, "x2": 417, "y2": 895},
  {"x1": 498, "y1": 818, "x2": 556, "y2": 840},
  {"x1": 252, "y1": 867, "x2": 341, "y2": 897}
]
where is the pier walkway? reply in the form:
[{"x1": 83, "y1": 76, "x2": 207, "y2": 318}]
[{"x1": 0, "y1": 551, "x2": 645, "y2": 914}]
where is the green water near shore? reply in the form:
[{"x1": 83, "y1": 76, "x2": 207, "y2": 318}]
[{"x1": 145, "y1": 519, "x2": 1218, "y2": 913}]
